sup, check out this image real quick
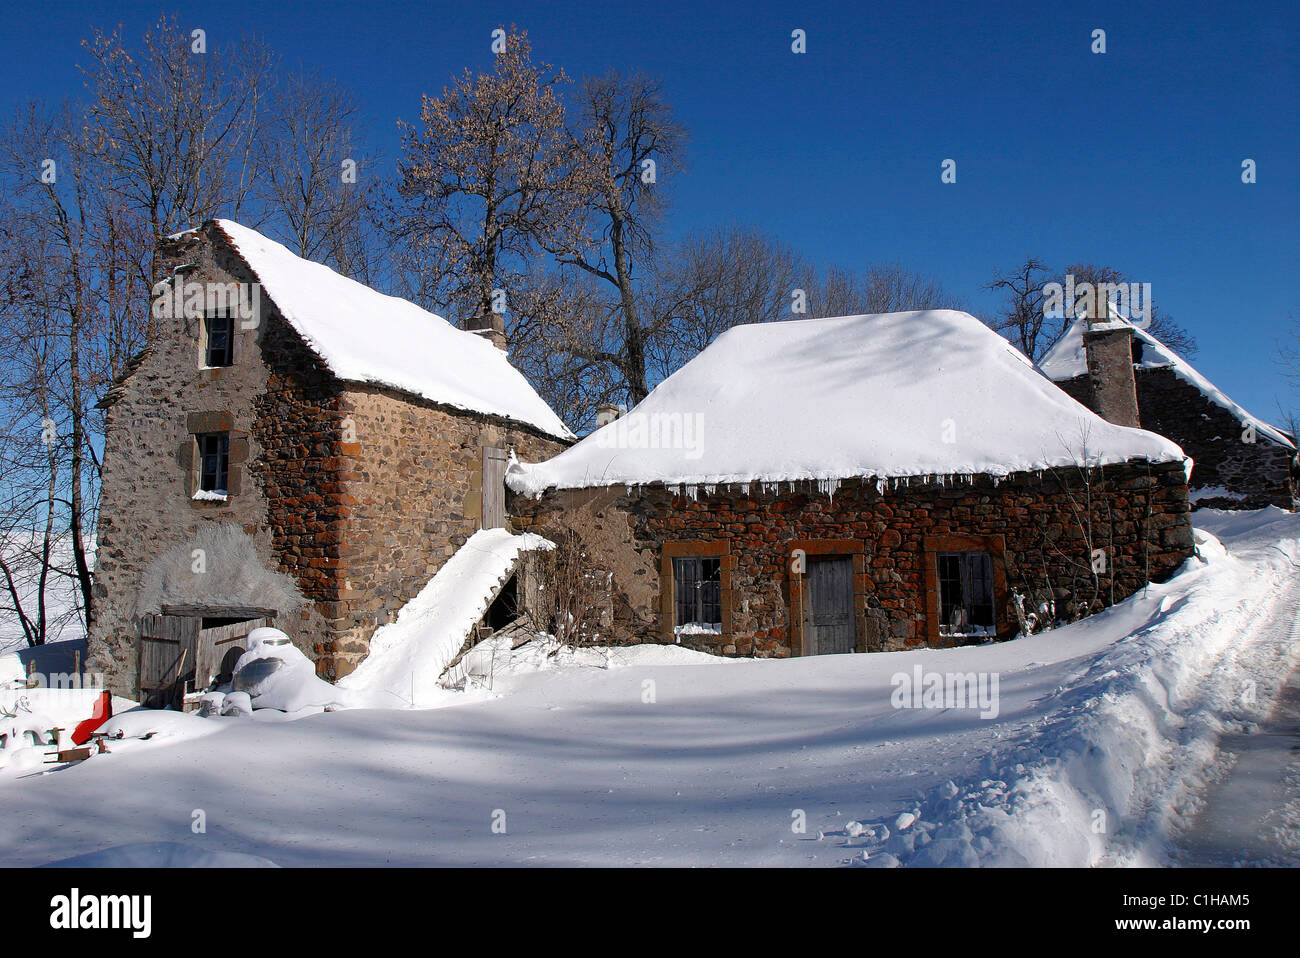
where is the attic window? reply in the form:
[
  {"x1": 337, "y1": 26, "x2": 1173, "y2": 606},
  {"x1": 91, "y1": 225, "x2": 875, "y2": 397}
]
[
  {"x1": 197, "y1": 432, "x2": 230, "y2": 494},
  {"x1": 204, "y1": 312, "x2": 233, "y2": 367},
  {"x1": 936, "y1": 552, "x2": 995, "y2": 637}
]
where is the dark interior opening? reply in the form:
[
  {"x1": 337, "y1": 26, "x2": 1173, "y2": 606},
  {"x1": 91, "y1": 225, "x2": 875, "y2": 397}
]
[
  {"x1": 202, "y1": 616, "x2": 248, "y2": 629},
  {"x1": 484, "y1": 575, "x2": 519, "y2": 631}
]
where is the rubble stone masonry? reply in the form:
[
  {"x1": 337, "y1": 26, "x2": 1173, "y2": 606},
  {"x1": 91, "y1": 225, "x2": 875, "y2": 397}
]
[
  {"x1": 89, "y1": 223, "x2": 567, "y2": 695},
  {"x1": 510, "y1": 460, "x2": 1194, "y2": 659}
]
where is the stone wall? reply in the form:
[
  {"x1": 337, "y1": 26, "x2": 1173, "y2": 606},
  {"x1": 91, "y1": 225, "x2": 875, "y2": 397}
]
[
  {"x1": 90, "y1": 222, "x2": 570, "y2": 693},
  {"x1": 510, "y1": 460, "x2": 1194, "y2": 658},
  {"x1": 1057, "y1": 369, "x2": 1297, "y2": 510},
  {"x1": 325, "y1": 387, "x2": 565, "y2": 678},
  {"x1": 88, "y1": 227, "x2": 326, "y2": 696}
]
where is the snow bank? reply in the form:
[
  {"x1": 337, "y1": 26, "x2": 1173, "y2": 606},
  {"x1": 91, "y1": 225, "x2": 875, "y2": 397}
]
[
  {"x1": 44, "y1": 842, "x2": 278, "y2": 868},
  {"x1": 850, "y1": 507, "x2": 1300, "y2": 867},
  {"x1": 508, "y1": 310, "x2": 1183, "y2": 496},
  {"x1": 441, "y1": 631, "x2": 740, "y2": 690},
  {"x1": 1039, "y1": 315, "x2": 1294, "y2": 449},
  {"x1": 215, "y1": 220, "x2": 572, "y2": 441},
  {"x1": 339, "y1": 530, "x2": 555, "y2": 707},
  {"x1": 228, "y1": 628, "x2": 354, "y2": 712}
]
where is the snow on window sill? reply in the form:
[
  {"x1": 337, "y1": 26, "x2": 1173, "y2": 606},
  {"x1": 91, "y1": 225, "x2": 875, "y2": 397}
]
[
  {"x1": 192, "y1": 489, "x2": 229, "y2": 502},
  {"x1": 940, "y1": 626, "x2": 995, "y2": 639},
  {"x1": 674, "y1": 623, "x2": 721, "y2": 636}
]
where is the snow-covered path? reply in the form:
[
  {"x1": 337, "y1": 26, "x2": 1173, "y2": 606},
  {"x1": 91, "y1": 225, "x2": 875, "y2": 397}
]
[
  {"x1": 1175, "y1": 653, "x2": 1300, "y2": 867},
  {"x1": 1, "y1": 509, "x2": 1296, "y2": 868}
]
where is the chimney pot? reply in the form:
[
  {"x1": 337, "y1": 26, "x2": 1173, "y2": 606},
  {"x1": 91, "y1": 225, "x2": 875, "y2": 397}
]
[
  {"x1": 463, "y1": 310, "x2": 507, "y2": 351},
  {"x1": 595, "y1": 403, "x2": 622, "y2": 428},
  {"x1": 1082, "y1": 294, "x2": 1141, "y2": 428}
]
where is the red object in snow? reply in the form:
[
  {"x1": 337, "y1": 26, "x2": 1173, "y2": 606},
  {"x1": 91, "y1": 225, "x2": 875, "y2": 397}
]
[{"x1": 71, "y1": 691, "x2": 113, "y2": 746}]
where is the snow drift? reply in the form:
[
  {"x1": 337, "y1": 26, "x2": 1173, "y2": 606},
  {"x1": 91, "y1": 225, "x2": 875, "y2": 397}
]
[
  {"x1": 849, "y1": 507, "x2": 1300, "y2": 867},
  {"x1": 339, "y1": 529, "x2": 554, "y2": 707}
]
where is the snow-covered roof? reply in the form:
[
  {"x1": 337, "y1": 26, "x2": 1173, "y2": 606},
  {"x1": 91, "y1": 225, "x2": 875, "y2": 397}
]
[
  {"x1": 1039, "y1": 314, "x2": 1293, "y2": 449},
  {"x1": 508, "y1": 309, "x2": 1186, "y2": 496},
  {"x1": 211, "y1": 220, "x2": 573, "y2": 441}
]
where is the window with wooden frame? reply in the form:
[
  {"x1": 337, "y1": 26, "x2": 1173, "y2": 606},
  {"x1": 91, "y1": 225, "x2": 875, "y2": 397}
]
[
  {"x1": 196, "y1": 432, "x2": 230, "y2": 494},
  {"x1": 672, "y1": 556, "x2": 722, "y2": 635},
  {"x1": 203, "y1": 311, "x2": 234, "y2": 368},
  {"x1": 935, "y1": 551, "x2": 995, "y2": 637},
  {"x1": 923, "y1": 534, "x2": 1007, "y2": 645},
  {"x1": 660, "y1": 542, "x2": 732, "y2": 641}
]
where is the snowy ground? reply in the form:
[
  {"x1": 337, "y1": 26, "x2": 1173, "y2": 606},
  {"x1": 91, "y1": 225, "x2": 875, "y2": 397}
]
[{"x1": 0, "y1": 508, "x2": 1295, "y2": 867}]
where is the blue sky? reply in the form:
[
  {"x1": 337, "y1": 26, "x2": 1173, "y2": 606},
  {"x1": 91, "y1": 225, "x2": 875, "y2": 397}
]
[{"x1": 3, "y1": 0, "x2": 1296, "y2": 420}]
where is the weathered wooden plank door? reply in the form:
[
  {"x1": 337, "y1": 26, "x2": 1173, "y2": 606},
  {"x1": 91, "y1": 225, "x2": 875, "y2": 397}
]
[
  {"x1": 195, "y1": 617, "x2": 266, "y2": 690},
  {"x1": 482, "y1": 446, "x2": 507, "y2": 529},
  {"x1": 805, "y1": 557, "x2": 855, "y2": 655},
  {"x1": 137, "y1": 614, "x2": 201, "y2": 692}
]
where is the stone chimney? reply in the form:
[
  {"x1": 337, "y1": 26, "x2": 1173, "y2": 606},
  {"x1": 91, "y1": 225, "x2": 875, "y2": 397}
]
[
  {"x1": 595, "y1": 403, "x2": 622, "y2": 428},
  {"x1": 1082, "y1": 291, "x2": 1141, "y2": 428},
  {"x1": 463, "y1": 310, "x2": 507, "y2": 351}
]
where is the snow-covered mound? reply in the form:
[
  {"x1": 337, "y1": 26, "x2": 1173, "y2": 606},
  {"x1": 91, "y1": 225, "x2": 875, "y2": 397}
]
[
  {"x1": 441, "y1": 631, "x2": 741, "y2": 690},
  {"x1": 339, "y1": 530, "x2": 555, "y2": 708},
  {"x1": 1039, "y1": 314, "x2": 1294, "y2": 449},
  {"x1": 847, "y1": 506, "x2": 1300, "y2": 867},
  {"x1": 43, "y1": 842, "x2": 278, "y2": 868},
  {"x1": 228, "y1": 627, "x2": 353, "y2": 712},
  {"x1": 214, "y1": 220, "x2": 572, "y2": 441},
  {"x1": 509, "y1": 310, "x2": 1184, "y2": 496}
]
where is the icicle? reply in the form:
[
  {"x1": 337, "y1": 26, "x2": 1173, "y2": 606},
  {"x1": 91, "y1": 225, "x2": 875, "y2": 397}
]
[{"x1": 815, "y1": 477, "x2": 841, "y2": 501}]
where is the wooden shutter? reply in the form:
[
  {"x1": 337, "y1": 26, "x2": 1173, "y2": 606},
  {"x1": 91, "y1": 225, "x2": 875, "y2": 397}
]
[{"x1": 482, "y1": 447, "x2": 507, "y2": 529}]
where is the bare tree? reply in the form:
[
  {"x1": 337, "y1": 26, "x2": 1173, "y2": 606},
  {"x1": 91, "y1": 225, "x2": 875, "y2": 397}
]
[
  {"x1": 0, "y1": 101, "x2": 121, "y2": 640},
  {"x1": 258, "y1": 69, "x2": 383, "y2": 281},
  {"x1": 797, "y1": 261, "x2": 963, "y2": 319},
  {"x1": 80, "y1": 15, "x2": 275, "y2": 282},
  {"x1": 1057, "y1": 263, "x2": 1198, "y2": 357},
  {"x1": 648, "y1": 225, "x2": 802, "y2": 380},
  {"x1": 396, "y1": 26, "x2": 573, "y2": 326},
  {"x1": 506, "y1": 266, "x2": 621, "y2": 430},
  {"x1": 1279, "y1": 312, "x2": 1300, "y2": 393},
  {"x1": 985, "y1": 256, "x2": 1053, "y2": 360},
  {"x1": 545, "y1": 70, "x2": 687, "y2": 404}
]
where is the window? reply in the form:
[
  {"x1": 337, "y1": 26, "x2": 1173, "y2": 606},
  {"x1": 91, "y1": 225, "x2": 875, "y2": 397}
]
[
  {"x1": 204, "y1": 312, "x2": 233, "y2": 367},
  {"x1": 936, "y1": 551, "x2": 995, "y2": 637},
  {"x1": 197, "y1": 433, "x2": 230, "y2": 494},
  {"x1": 673, "y1": 556, "x2": 721, "y2": 635}
]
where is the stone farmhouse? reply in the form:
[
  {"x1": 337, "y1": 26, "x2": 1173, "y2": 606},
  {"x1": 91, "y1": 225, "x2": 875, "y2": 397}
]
[
  {"x1": 90, "y1": 224, "x2": 1222, "y2": 694},
  {"x1": 507, "y1": 310, "x2": 1196, "y2": 658},
  {"x1": 1039, "y1": 313, "x2": 1298, "y2": 511},
  {"x1": 87, "y1": 220, "x2": 572, "y2": 699}
]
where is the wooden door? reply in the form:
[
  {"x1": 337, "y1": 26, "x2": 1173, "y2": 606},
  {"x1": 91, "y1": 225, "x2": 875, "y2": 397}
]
[
  {"x1": 482, "y1": 446, "x2": 507, "y2": 529},
  {"x1": 195, "y1": 617, "x2": 266, "y2": 690},
  {"x1": 137, "y1": 614, "x2": 201, "y2": 692},
  {"x1": 805, "y1": 557, "x2": 855, "y2": 655}
]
